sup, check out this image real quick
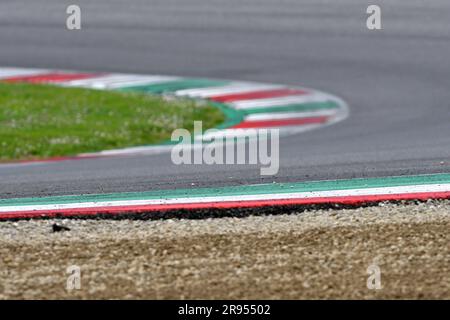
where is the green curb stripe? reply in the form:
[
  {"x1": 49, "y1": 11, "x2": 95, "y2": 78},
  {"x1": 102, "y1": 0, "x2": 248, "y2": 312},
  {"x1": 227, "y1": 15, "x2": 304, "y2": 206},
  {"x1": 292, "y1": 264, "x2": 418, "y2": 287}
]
[
  {"x1": 210, "y1": 102, "x2": 245, "y2": 129},
  {"x1": 119, "y1": 79, "x2": 230, "y2": 94},
  {"x1": 157, "y1": 102, "x2": 245, "y2": 145},
  {"x1": 1, "y1": 173, "x2": 449, "y2": 207},
  {"x1": 242, "y1": 101, "x2": 339, "y2": 115}
]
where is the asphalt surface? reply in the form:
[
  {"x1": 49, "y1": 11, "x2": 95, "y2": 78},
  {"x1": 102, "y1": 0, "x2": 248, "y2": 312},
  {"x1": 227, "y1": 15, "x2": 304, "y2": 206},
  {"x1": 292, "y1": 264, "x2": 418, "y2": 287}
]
[{"x1": 0, "y1": 0, "x2": 449, "y2": 198}]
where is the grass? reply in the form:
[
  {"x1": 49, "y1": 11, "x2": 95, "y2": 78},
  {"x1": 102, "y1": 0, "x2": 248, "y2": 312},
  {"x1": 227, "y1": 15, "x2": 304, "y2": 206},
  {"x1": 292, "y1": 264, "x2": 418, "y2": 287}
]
[{"x1": 0, "y1": 83, "x2": 225, "y2": 161}]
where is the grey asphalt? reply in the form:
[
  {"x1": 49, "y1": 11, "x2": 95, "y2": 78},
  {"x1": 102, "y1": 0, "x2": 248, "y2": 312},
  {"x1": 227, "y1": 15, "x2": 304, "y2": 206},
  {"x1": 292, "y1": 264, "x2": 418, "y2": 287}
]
[{"x1": 0, "y1": 0, "x2": 449, "y2": 198}]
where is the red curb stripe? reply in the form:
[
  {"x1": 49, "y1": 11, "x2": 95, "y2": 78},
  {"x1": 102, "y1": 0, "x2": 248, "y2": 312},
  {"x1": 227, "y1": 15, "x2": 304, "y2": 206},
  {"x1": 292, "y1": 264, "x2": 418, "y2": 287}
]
[
  {"x1": 3, "y1": 72, "x2": 102, "y2": 83},
  {"x1": 231, "y1": 116, "x2": 329, "y2": 128},
  {"x1": 210, "y1": 88, "x2": 307, "y2": 103},
  {"x1": 1, "y1": 191, "x2": 449, "y2": 220}
]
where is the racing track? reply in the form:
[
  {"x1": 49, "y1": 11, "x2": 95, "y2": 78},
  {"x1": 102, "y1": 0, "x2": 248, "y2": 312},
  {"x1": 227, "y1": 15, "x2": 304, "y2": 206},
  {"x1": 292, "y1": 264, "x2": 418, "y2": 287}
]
[{"x1": 0, "y1": 0, "x2": 449, "y2": 199}]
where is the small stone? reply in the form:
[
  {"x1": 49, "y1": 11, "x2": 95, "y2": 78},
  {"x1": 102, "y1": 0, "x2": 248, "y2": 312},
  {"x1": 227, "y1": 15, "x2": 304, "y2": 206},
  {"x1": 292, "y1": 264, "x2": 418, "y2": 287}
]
[{"x1": 52, "y1": 223, "x2": 71, "y2": 232}]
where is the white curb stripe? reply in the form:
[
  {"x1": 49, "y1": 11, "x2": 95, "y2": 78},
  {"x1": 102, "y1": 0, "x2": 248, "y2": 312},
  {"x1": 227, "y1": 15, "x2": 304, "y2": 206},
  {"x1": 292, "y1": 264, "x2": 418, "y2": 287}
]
[
  {"x1": 244, "y1": 109, "x2": 337, "y2": 121},
  {"x1": 175, "y1": 83, "x2": 283, "y2": 98},
  {"x1": 1, "y1": 183, "x2": 449, "y2": 213},
  {"x1": 62, "y1": 74, "x2": 180, "y2": 89},
  {"x1": 0, "y1": 68, "x2": 49, "y2": 79},
  {"x1": 80, "y1": 145, "x2": 175, "y2": 157},
  {"x1": 232, "y1": 93, "x2": 329, "y2": 109}
]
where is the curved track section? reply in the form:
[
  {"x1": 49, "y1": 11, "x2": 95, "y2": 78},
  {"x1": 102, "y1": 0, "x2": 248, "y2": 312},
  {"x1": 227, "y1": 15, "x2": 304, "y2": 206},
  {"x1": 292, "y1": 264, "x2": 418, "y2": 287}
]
[{"x1": 0, "y1": 67, "x2": 347, "y2": 162}]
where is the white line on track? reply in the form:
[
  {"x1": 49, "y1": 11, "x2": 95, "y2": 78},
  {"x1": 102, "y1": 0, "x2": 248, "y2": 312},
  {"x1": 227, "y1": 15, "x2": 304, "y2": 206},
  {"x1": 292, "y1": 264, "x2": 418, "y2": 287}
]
[
  {"x1": 1, "y1": 183, "x2": 449, "y2": 213},
  {"x1": 175, "y1": 83, "x2": 283, "y2": 98}
]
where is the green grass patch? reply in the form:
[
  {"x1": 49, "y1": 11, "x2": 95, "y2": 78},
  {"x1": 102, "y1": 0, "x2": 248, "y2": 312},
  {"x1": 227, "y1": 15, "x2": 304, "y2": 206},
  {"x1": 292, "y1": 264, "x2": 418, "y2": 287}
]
[{"x1": 0, "y1": 83, "x2": 225, "y2": 161}]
